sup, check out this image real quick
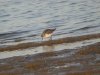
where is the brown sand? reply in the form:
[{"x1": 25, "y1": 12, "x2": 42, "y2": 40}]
[
  {"x1": 0, "y1": 42, "x2": 100, "y2": 75},
  {"x1": 76, "y1": 42, "x2": 100, "y2": 55},
  {"x1": 0, "y1": 33, "x2": 100, "y2": 52}
]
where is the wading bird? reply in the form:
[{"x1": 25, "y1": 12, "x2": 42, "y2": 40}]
[{"x1": 41, "y1": 28, "x2": 56, "y2": 40}]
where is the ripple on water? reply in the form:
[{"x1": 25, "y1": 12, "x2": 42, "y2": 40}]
[{"x1": 0, "y1": 0, "x2": 100, "y2": 47}]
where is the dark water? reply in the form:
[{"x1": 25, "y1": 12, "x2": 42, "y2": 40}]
[{"x1": 0, "y1": 0, "x2": 100, "y2": 47}]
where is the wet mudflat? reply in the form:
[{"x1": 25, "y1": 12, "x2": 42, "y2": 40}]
[{"x1": 0, "y1": 42, "x2": 100, "y2": 75}]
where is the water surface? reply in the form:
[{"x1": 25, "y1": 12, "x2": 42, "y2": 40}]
[{"x1": 0, "y1": 0, "x2": 100, "y2": 47}]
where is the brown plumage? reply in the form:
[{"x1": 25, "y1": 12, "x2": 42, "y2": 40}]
[{"x1": 41, "y1": 28, "x2": 56, "y2": 40}]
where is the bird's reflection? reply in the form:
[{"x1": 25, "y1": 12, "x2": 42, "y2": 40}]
[
  {"x1": 42, "y1": 45, "x2": 55, "y2": 65},
  {"x1": 42, "y1": 45, "x2": 55, "y2": 52}
]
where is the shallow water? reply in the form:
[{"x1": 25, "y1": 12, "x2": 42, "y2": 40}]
[
  {"x1": 0, "y1": 38, "x2": 100, "y2": 59},
  {"x1": 0, "y1": 0, "x2": 100, "y2": 47}
]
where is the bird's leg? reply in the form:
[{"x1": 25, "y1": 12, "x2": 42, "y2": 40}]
[
  {"x1": 42, "y1": 37, "x2": 43, "y2": 41},
  {"x1": 50, "y1": 35, "x2": 52, "y2": 40}
]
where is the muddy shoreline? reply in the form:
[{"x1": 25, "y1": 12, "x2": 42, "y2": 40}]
[
  {"x1": 0, "y1": 33, "x2": 100, "y2": 52},
  {"x1": 0, "y1": 42, "x2": 100, "y2": 75}
]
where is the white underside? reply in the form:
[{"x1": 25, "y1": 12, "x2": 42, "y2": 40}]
[{"x1": 44, "y1": 34, "x2": 52, "y2": 38}]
